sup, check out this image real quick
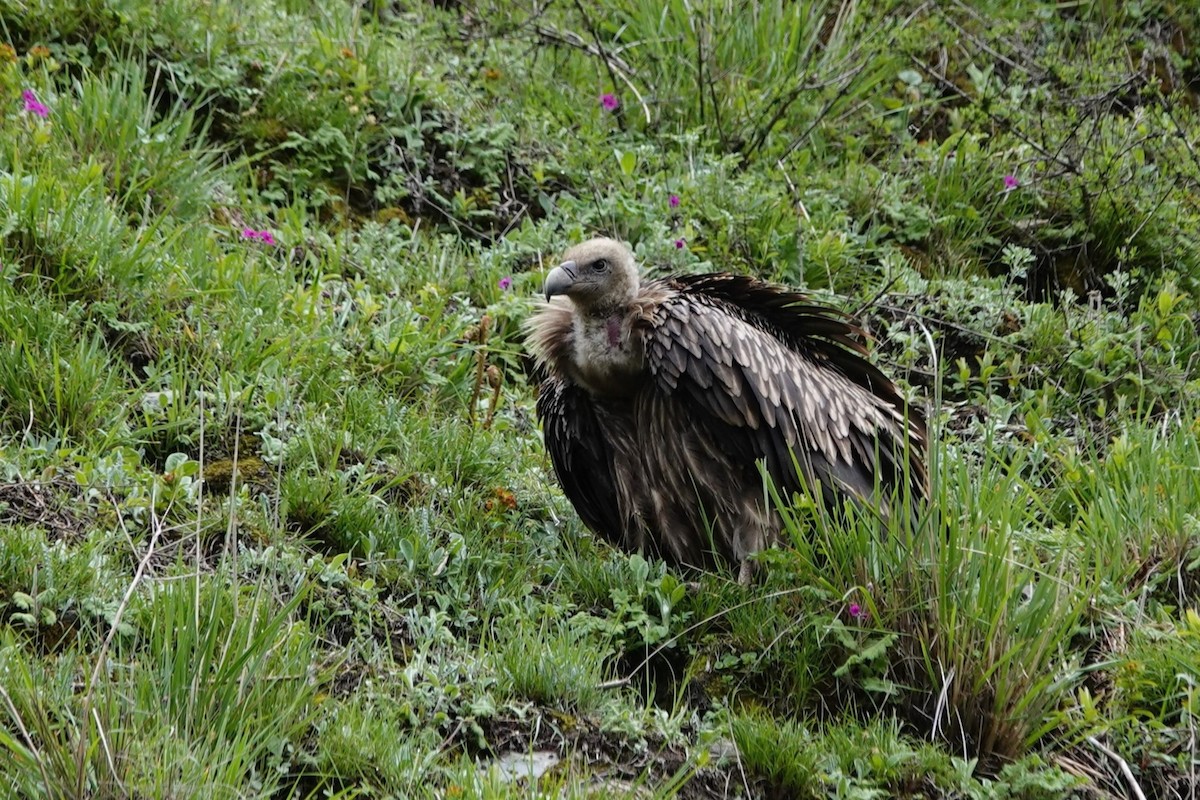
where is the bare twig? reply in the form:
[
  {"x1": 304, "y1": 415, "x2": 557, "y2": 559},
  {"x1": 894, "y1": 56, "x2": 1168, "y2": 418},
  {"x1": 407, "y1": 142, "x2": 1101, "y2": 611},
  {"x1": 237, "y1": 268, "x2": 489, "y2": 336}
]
[
  {"x1": 778, "y1": 62, "x2": 869, "y2": 163},
  {"x1": 75, "y1": 486, "x2": 166, "y2": 796},
  {"x1": 531, "y1": 21, "x2": 651, "y2": 125},
  {"x1": 746, "y1": 67, "x2": 869, "y2": 160},
  {"x1": 774, "y1": 158, "x2": 812, "y2": 228},
  {"x1": 930, "y1": 665, "x2": 955, "y2": 745},
  {"x1": 569, "y1": 0, "x2": 641, "y2": 129},
  {"x1": 92, "y1": 706, "x2": 126, "y2": 796},
  {"x1": 1087, "y1": 736, "x2": 1147, "y2": 800},
  {"x1": 914, "y1": 56, "x2": 1083, "y2": 178},
  {"x1": 532, "y1": 24, "x2": 636, "y2": 76},
  {"x1": 595, "y1": 586, "x2": 810, "y2": 690},
  {"x1": 1162, "y1": 102, "x2": 1200, "y2": 177},
  {"x1": 612, "y1": 66, "x2": 653, "y2": 126},
  {"x1": 942, "y1": 1, "x2": 1043, "y2": 80},
  {"x1": 850, "y1": 274, "x2": 902, "y2": 321}
]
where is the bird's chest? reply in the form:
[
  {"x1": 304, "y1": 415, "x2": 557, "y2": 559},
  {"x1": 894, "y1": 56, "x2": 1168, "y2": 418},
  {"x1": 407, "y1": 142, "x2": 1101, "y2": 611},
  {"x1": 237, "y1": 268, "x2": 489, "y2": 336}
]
[{"x1": 570, "y1": 316, "x2": 646, "y2": 398}]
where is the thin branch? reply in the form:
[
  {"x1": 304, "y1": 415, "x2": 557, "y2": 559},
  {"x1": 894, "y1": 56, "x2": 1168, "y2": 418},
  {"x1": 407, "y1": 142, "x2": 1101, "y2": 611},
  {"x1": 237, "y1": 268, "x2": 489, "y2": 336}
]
[
  {"x1": 531, "y1": 21, "x2": 651, "y2": 125},
  {"x1": 849, "y1": 274, "x2": 902, "y2": 321},
  {"x1": 914, "y1": 56, "x2": 1082, "y2": 178},
  {"x1": 1087, "y1": 736, "x2": 1147, "y2": 800},
  {"x1": 778, "y1": 62, "x2": 869, "y2": 163},
  {"x1": 92, "y1": 706, "x2": 127, "y2": 797},
  {"x1": 570, "y1": 0, "x2": 627, "y2": 130},
  {"x1": 531, "y1": 24, "x2": 636, "y2": 76},
  {"x1": 613, "y1": 65, "x2": 652, "y2": 126},
  {"x1": 942, "y1": 0, "x2": 1044, "y2": 81},
  {"x1": 596, "y1": 586, "x2": 810, "y2": 690},
  {"x1": 1162, "y1": 102, "x2": 1200, "y2": 177},
  {"x1": 75, "y1": 487, "x2": 166, "y2": 796}
]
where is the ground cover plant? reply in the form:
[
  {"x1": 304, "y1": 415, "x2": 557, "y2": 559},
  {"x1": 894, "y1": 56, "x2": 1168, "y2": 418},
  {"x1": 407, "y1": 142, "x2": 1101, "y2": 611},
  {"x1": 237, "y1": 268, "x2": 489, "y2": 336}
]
[{"x1": 1, "y1": 0, "x2": 1199, "y2": 796}]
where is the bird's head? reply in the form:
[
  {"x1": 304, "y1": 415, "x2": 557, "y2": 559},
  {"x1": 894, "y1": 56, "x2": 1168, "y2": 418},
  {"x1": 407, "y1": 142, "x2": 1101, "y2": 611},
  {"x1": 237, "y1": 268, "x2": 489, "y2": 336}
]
[{"x1": 544, "y1": 238, "x2": 639, "y2": 312}]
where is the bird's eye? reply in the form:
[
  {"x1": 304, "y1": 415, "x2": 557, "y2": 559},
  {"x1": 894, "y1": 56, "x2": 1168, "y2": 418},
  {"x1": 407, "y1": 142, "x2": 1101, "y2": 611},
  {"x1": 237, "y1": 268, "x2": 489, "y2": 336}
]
[{"x1": 592, "y1": 259, "x2": 609, "y2": 273}]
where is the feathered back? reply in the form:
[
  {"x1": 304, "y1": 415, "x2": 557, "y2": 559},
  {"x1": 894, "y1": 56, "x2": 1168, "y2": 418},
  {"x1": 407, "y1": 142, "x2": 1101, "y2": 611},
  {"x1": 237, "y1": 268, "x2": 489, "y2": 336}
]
[{"x1": 663, "y1": 273, "x2": 927, "y2": 498}]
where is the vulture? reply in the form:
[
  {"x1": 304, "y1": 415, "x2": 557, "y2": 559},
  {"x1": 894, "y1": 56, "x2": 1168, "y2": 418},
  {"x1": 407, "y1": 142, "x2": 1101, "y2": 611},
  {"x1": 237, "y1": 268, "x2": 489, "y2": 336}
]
[{"x1": 527, "y1": 237, "x2": 926, "y2": 576}]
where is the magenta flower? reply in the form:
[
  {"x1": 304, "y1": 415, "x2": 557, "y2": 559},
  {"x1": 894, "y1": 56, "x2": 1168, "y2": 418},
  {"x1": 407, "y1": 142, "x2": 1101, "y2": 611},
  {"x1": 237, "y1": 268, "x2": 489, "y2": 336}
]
[
  {"x1": 669, "y1": 194, "x2": 680, "y2": 209},
  {"x1": 241, "y1": 228, "x2": 277, "y2": 245},
  {"x1": 1002, "y1": 174, "x2": 1019, "y2": 191},
  {"x1": 21, "y1": 89, "x2": 49, "y2": 118},
  {"x1": 599, "y1": 93, "x2": 619, "y2": 112},
  {"x1": 674, "y1": 238, "x2": 685, "y2": 249},
  {"x1": 498, "y1": 276, "x2": 513, "y2": 291},
  {"x1": 848, "y1": 602, "x2": 868, "y2": 622}
]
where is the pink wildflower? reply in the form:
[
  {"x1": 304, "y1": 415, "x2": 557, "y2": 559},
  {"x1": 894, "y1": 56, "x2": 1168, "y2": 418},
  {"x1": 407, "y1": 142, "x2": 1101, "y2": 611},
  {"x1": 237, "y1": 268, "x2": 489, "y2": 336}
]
[
  {"x1": 241, "y1": 228, "x2": 277, "y2": 245},
  {"x1": 674, "y1": 238, "x2": 685, "y2": 249},
  {"x1": 21, "y1": 89, "x2": 49, "y2": 118},
  {"x1": 848, "y1": 602, "x2": 868, "y2": 622},
  {"x1": 498, "y1": 276, "x2": 513, "y2": 291},
  {"x1": 669, "y1": 194, "x2": 680, "y2": 209},
  {"x1": 1002, "y1": 174, "x2": 1019, "y2": 191},
  {"x1": 599, "y1": 93, "x2": 619, "y2": 112}
]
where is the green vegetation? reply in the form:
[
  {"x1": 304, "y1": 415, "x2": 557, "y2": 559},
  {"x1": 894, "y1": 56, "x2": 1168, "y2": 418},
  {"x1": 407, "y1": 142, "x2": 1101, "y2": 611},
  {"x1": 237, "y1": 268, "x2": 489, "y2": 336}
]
[{"x1": 1, "y1": 0, "x2": 1199, "y2": 796}]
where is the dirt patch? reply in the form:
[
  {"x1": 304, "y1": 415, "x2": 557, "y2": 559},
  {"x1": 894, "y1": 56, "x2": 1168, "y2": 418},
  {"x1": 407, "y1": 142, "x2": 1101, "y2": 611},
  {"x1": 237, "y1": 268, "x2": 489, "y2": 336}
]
[
  {"x1": 0, "y1": 477, "x2": 91, "y2": 542},
  {"x1": 474, "y1": 714, "x2": 742, "y2": 799}
]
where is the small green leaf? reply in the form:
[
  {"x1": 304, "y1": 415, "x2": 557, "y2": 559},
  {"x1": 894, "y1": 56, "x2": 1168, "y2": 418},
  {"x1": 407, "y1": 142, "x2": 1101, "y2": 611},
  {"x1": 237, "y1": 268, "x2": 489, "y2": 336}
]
[
  {"x1": 1157, "y1": 289, "x2": 1174, "y2": 319},
  {"x1": 615, "y1": 149, "x2": 636, "y2": 176}
]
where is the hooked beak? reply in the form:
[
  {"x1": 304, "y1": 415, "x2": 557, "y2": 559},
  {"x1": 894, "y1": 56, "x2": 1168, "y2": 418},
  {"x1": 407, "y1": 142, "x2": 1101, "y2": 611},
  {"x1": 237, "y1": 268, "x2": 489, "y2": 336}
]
[{"x1": 543, "y1": 261, "x2": 577, "y2": 301}]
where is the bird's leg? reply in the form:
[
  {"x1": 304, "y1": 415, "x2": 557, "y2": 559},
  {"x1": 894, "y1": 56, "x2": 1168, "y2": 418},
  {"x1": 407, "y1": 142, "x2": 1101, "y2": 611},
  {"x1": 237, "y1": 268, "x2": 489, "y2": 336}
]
[{"x1": 737, "y1": 559, "x2": 754, "y2": 586}]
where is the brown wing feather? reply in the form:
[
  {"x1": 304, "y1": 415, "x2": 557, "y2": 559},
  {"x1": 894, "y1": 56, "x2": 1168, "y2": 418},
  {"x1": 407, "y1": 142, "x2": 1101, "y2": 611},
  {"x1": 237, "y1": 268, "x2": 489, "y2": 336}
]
[
  {"x1": 670, "y1": 273, "x2": 920, "y2": 436},
  {"x1": 643, "y1": 276, "x2": 926, "y2": 513},
  {"x1": 537, "y1": 377, "x2": 626, "y2": 542}
]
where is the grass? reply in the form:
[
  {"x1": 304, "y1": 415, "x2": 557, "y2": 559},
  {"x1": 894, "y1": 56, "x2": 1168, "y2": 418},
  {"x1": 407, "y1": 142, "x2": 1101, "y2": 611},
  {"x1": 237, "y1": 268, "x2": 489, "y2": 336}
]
[{"x1": 1, "y1": 0, "x2": 1200, "y2": 796}]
